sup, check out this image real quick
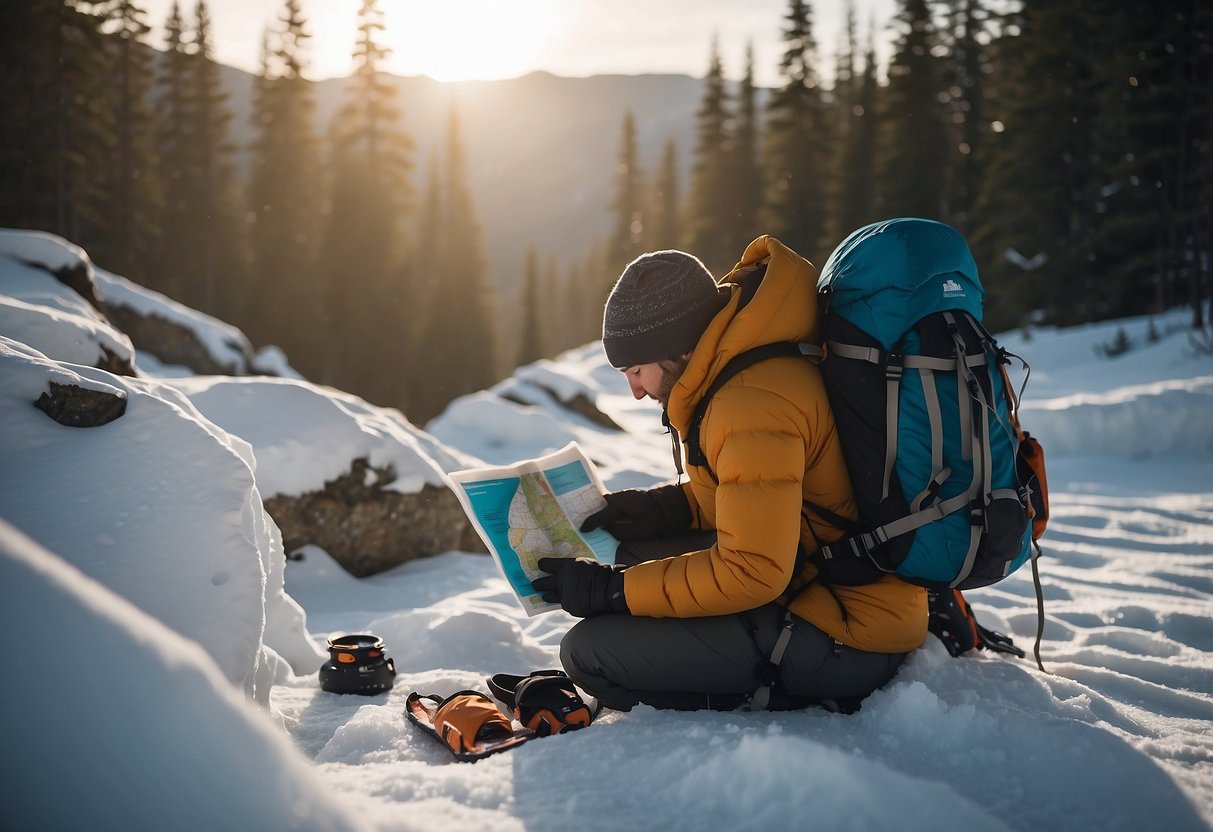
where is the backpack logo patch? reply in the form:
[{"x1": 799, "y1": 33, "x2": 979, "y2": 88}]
[{"x1": 942, "y1": 279, "x2": 965, "y2": 298}]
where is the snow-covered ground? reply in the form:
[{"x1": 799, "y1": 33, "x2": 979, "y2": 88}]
[
  {"x1": 277, "y1": 308, "x2": 1213, "y2": 832},
  {"x1": 2, "y1": 230, "x2": 1211, "y2": 831}
]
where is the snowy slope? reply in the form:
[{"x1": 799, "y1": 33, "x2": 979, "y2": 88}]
[
  {"x1": 273, "y1": 308, "x2": 1213, "y2": 832},
  {"x1": 0, "y1": 520, "x2": 363, "y2": 832},
  {"x1": 1, "y1": 225, "x2": 1211, "y2": 831}
]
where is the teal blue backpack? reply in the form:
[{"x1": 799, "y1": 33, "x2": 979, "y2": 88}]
[
  {"x1": 811, "y1": 217, "x2": 1035, "y2": 590},
  {"x1": 684, "y1": 218, "x2": 1041, "y2": 591}
]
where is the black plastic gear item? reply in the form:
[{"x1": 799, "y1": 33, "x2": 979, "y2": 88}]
[
  {"x1": 486, "y1": 670, "x2": 599, "y2": 736},
  {"x1": 319, "y1": 634, "x2": 396, "y2": 695}
]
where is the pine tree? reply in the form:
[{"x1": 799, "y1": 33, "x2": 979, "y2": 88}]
[
  {"x1": 1092, "y1": 1, "x2": 1213, "y2": 326},
  {"x1": 728, "y1": 42, "x2": 764, "y2": 256},
  {"x1": 607, "y1": 109, "x2": 645, "y2": 272},
  {"x1": 411, "y1": 152, "x2": 445, "y2": 326},
  {"x1": 1188, "y1": 1, "x2": 1213, "y2": 325},
  {"x1": 154, "y1": 0, "x2": 192, "y2": 301},
  {"x1": 832, "y1": 1, "x2": 859, "y2": 137},
  {"x1": 185, "y1": 0, "x2": 246, "y2": 320},
  {"x1": 586, "y1": 237, "x2": 612, "y2": 336},
  {"x1": 412, "y1": 103, "x2": 497, "y2": 422},
  {"x1": 0, "y1": 3, "x2": 112, "y2": 250},
  {"x1": 543, "y1": 254, "x2": 561, "y2": 350},
  {"x1": 247, "y1": 0, "x2": 321, "y2": 369},
  {"x1": 764, "y1": 0, "x2": 832, "y2": 262},
  {"x1": 560, "y1": 257, "x2": 591, "y2": 350},
  {"x1": 879, "y1": 0, "x2": 951, "y2": 221},
  {"x1": 686, "y1": 35, "x2": 736, "y2": 273},
  {"x1": 835, "y1": 37, "x2": 881, "y2": 238},
  {"x1": 98, "y1": 1, "x2": 162, "y2": 283},
  {"x1": 647, "y1": 138, "x2": 683, "y2": 251},
  {"x1": 515, "y1": 243, "x2": 545, "y2": 367},
  {"x1": 940, "y1": 0, "x2": 993, "y2": 234},
  {"x1": 971, "y1": 0, "x2": 1105, "y2": 330},
  {"x1": 319, "y1": 0, "x2": 413, "y2": 395}
]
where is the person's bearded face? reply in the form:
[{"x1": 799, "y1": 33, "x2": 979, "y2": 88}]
[{"x1": 654, "y1": 356, "x2": 690, "y2": 408}]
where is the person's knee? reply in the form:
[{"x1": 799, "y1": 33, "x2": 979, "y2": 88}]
[{"x1": 558, "y1": 617, "x2": 608, "y2": 685}]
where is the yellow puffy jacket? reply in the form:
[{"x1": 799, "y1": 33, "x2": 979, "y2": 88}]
[{"x1": 622, "y1": 236, "x2": 927, "y2": 654}]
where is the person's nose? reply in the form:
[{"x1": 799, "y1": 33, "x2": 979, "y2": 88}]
[{"x1": 627, "y1": 376, "x2": 646, "y2": 400}]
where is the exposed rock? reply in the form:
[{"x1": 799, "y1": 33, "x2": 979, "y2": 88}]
[
  {"x1": 264, "y1": 457, "x2": 485, "y2": 578},
  {"x1": 17, "y1": 257, "x2": 106, "y2": 313},
  {"x1": 499, "y1": 386, "x2": 622, "y2": 431},
  {"x1": 97, "y1": 344, "x2": 136, "y2": 376},
  {"x1": 103, "y1": 302, "x2": 250, "y2": 375},
  {"x1": 35, "y1": 382, "x2": 127, "y2": 427},
  {"x1": 560, "y1": 391, "x2": 622, "y2": 431}
]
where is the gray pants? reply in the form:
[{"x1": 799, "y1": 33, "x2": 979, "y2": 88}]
[{"x1": 560, "y1": 534, "x2": 907, "y2": 712}]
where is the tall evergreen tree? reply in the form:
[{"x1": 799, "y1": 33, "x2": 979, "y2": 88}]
[
  {"x1": 686, "y1": 35, "x2": 736, "y2": 273},
  {"x1": 879, "y1": 0, "x2": 951, "y2": 221},
  {"x1": 98, "y1": 1, "x2": 162, "y2": 283},
  {"x1": 646, "y1": 138, "x2": 683, "y2": 251},
  {"x1": 940, "y1": 0, "x2": 993, "y2": 234},
  {"x1": 184, "y1": 0, "x2": 246, "y2": 320},
  {"x1": 542, "y1": 254, "x2": 561, "y2": 350},
  {"x1": 319, "y1": 0, "x2": 413, "y2": 394},
  {"x1": 559, "y1": 257, "x2": 592, "y2": 350},
  {"x1": 835, "y1": 38, "x2": 881, "y2": 237},
  {"x1": 586, "y1": 237, "x2": 613, "y2": 333},
  {"x1": 1092, "y1": 1, "x2": 1213, "y2": 326},
  {"x1": 154, "y1": 0, "x2": 192, "y2": 301},
  {"x1": 764, "y1": 0, "x2": 832, "y2": 261},
  {"x1": 607, "y1": 109, "x2": 645, "y2": 272},
  {"x1": 247, "y1": 0, "x2": 321, "y2": 369},
  {"x1": 971, "y1": 0, "x2": 1105, "y2": 330},
  {"x1": 515, "y1": 243, "x2": 545, "y2": 367},
  {"x1": 832, "y1": 0, "x2": 859, "y2": 136},
  {"x1": 728, "y1": 42, "x2": 764, "y2": 256},
  {"x1": 412, "y1": 104, "x2": 497, "y2": 421},
  {"x1": 411, "y1": 153, "x2": 444, "y2": 321},
  {"x1": 0, "y1": 3, "x2": 112, "y2": 250}
]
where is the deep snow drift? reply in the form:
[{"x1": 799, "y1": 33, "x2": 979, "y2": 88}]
[{"x1": 2, "y1": 229, "x2": 1211, "y2": 831}]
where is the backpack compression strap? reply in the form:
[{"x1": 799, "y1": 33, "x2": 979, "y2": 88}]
[{"x1": 819, "y1": 311, "x2": 1022, "y2": 587}]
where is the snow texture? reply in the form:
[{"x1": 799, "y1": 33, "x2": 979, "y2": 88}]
[{"x1": 1, "y1": 228, "x2": 1211, "y2": 831}]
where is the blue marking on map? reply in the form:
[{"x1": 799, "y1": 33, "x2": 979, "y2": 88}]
[
  {"x1": 458, "y1": 477, "x2": 535, "y2": 597},
  {"x1": 545, "y1": 460, "x2": 591, "y2": 496}
]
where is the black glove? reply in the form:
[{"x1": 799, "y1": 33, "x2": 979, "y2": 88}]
[
  {"x1": 531, "y1": 557, "x2": 629, "y2": 618},
  {"x1": 927, "y1": 589, "x2": 1025, "y2": 658},
  {"x1": 579, "y1": 484, "x2": 692, "y2": 542}
]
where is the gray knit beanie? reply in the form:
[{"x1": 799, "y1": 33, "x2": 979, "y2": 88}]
[{"x1": 602, "y1": 250, "x2": 727, "y2": 368}]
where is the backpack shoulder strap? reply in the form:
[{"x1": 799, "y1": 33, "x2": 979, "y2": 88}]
[{"x1": 684, "y1": 341, "x2": 823, "y2": 477}]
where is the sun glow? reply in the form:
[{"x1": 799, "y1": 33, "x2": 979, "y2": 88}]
[{"x1": 383, "y1": 0, "x2": 562, "y2": 82}]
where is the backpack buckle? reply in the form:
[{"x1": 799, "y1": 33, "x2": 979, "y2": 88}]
[
  {"x1": 753, "y1": 660, "x2": 780, "y2": 688},
  {"x1": 885, "y1": 354, "x2": 904, "y2": 381},
  {"x1": 969, "y1": 498, "x2": 985, "y2": 526}
]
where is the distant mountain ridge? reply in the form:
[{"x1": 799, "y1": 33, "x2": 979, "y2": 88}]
[{"x1": 219, "y1": 64, "x2": 711, "y2": 300}]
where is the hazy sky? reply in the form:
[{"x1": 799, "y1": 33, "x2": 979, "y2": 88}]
[{"x1": 138, "y1": 0, "x2": 896, "y2": 87}]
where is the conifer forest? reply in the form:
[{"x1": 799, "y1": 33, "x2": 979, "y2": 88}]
[{"x1": 1, "y1": 0, "x2": 1209, "y2": 422}]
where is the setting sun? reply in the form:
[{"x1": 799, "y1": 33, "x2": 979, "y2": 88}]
[{"x1": 382, "y1": 0, "x2": 562, "y2": 82}]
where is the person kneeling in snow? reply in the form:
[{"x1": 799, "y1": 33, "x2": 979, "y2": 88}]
[{"x1": 532, "y1": 240, "x2": 926, "y2": 713}]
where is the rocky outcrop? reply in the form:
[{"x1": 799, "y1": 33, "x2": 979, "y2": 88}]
[
  {"x1": 35, "y1": 381, "x2": 127, "y2": 427},
  {"x1": 499, "y1": 386, "x2": 622, "y2": 431},
  {"x1": 558, "y1": 391, "x2": 622, "y2": 431},
  {"x1": 102, "y1": 302, "x2": 252, "y2": 376},
  {"x1": 96, "y1": 344, "x2": 136, "y2": 376},
  {"x1": 264, "y1": 457, "x2": 485, "y2": 578},
  {"x1": 28, "y1": 256, "x2": 105, "y2": 313}
]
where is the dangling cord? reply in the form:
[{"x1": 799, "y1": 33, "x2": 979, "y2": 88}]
[
  {"x1": 1031, "y1": 540, "x2": 1048, "y2": 674},
  {"x1": 662, "y1": 409, "x2": 684, "y2": 480}
]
